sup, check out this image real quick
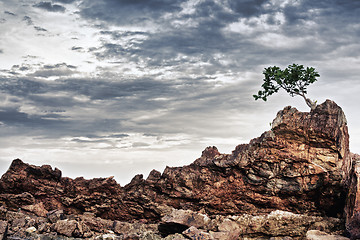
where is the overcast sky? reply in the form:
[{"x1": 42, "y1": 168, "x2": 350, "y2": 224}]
[{"x1": 0, "y1": 0, "x2": 359, "y2": 185}]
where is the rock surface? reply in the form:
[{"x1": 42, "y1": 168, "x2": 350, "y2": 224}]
[
  {"x1": 0, "y1": 99, "x2": 355, "y2": 239},
  {"x1": 345, "y1": 153, "x2": 360, "y2": 239}
]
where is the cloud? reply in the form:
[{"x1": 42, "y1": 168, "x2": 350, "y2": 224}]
[
  {"x1": 53, "y1": 0, "x2": 76, "y2": 3},
  {"x1": 227, "y1": 0, "x2": 267, "y2": 17},
  {"x1": 79, "y1": 0, "x2": 185, "y2": 25},
  {"x1": 0, "y1": 107, "x2": 67, "y2": 129},
  {"x1": 71, "y1": 46, "x2": 83, "y2": 51},
  {"x1": 0, "y1": 49, "x2": 3, "y2": 54},
  {"x1": 34, "y1": 26, "x2": 47, "y2": 32},
  {"x1": 4, "y1": 11, "x2": 16, "y2": 16},
  {"x1": 23, "y1": 16, "x2": 33, "y2": 25},
  {"x1": 33, "y1": 2, "x2": 66, "y2": 12},
  {"x1": 29, "y1": 63, "x2": 77, "y2": 78}
]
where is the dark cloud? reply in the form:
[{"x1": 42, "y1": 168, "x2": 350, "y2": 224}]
[
  {"x1": 0, "y1": 49, "x2": 3, "y2": 54},
  {"x1": 53, "y1": 0, "x2": 76, "y2": 4},
  {"x1": 23, "y1": 16, "x2": 33, "y2": 25},
  {"x1": 71, "y1": 46, "x2": 83, "y2": 51},
  {"x1": 43, "y1": 63, "x2": 77, "y2": 69},
  {"x1": 79, "y1": 0, "x2": 185, "y2": 25},
  {"x1": 227, "y1": 0, "x2": 267, "y2": 17},
  {"x1": 33, "y1": 2, "x2": 66, "y2": 12},
  {"x1": 0, "y1": 107, "x2": 66, "y2": 128},
  {"x1": 4, "y1": 11, "x2": 16, "y2": 16},
  {"x1": 34, "y1": 26, "x2": 47, "y2": 32}
]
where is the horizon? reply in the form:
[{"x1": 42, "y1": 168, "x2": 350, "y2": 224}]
[{"x1": 0, "y1": 0, "x2": 359, "y2": 185}]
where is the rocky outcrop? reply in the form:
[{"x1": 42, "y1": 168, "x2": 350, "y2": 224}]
[
  {"x1": 0, "y1": 99, "x2": 354, "y2": 239},
  {"x1": 0, "y1": 205, "x2": 346, "y2": 240},
  {"x1": 345, "y1": 153, "x2": 360, "y2": 239}
]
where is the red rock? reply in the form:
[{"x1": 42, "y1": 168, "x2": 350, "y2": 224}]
[
  {"x1": 345, "y1": 153, "x2": 360, "y2": 239},
  {"x1": 0, "y1": 100, "x2": 351, "y2": 224},
  {"x1": 52, "y1": 219, "x2": 81, "y2": 237}
]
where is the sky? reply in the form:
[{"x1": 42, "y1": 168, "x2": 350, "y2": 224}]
[{"x1": 0, "y1": 0, "x2": 359, "y2": 185}]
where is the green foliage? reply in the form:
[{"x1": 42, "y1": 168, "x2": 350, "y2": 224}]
[{"x1": 253, "y1": 63, "x2": 319, "y2": 102}]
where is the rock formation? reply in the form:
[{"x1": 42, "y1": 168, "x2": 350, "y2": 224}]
[{"x1": 0, "y1": 99, "x2": 355, "y2": 239}]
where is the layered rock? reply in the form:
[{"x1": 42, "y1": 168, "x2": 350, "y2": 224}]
[
  {"x1": 137, "y1": 99, "x2": 349, "y2": 217},
  {"x1": 345, "y1": 153, "x2": 360, "y2": 239},
  {"x1": 0, "y1": 99, "x2": 353, "y2": 239}
]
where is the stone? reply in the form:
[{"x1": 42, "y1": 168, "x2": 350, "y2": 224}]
[
  {"x1": 25, "y1": 226, "x2": 37, "y2": 233},
  {"x1": 345, "y1": 153, "x2": 360, "y2": 239},
  {"x1": 160, "y1": 209, "x2": 211, "y2": 230},
  {"x1": 53, "y1": 219, "x2": 79, "y2": 237},
  {"x1": 47, "y1": 209, "x2": 64, "y2": 223},
  {"x1": 182, "y1": 226, "x2": 212, "y2": 240},
  {"x1": 306, "y1": 230, "x2": 349, "y2": 240},
  {"x1": 0, "y1": 220, "x2": 7, "y2": 240},
  {"x1": 22, "y1": 202, "x2": 48, "y2": 217}
]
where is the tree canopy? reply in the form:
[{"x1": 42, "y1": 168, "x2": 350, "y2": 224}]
[{"x1": 253, "y1": 64, "x2": 319, "y2": 109}]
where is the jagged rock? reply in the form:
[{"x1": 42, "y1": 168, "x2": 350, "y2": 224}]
[
  {"x1": 0, "y1": 100, "x2": 354, "y2": 239},
  {"x1": 0, "y1": 220, "x2": 7, "y2": 240},
  {"x1": 213, "y1": 210, "x2": 344, "y2": 239},
  {"x1": 306, "y1": 230, "x2": 350, "y2": 240},
  {"x1": 113, "y1": 220, "x2": 158, "y2": 237},
  {"x1": 160, "y1": 209, "x2": 211, "y2": 230},
  {"x1": 345, "y1": 153, "x2": 360, "y2": 239},
  {"x1": 182, "y1": 226, "x2": 212, "y2": 240},
  {"x1": 47, "y1": 209, "x2": 64, "y2": 223},
  {"x1": 22, "y1": 202, "x2": 48, "y2": 217},
  {"x1": 0, "y1": 206, "x2": 6, "y2": 220},
  {"x1": 53, "y1": 219, "x2": 82, "y2": 237}
]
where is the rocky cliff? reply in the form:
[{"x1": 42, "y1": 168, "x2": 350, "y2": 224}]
[{"x1": 0, "y1": 99, "x2": 355, "y2": 239}]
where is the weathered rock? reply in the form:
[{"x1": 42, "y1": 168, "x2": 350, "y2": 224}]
[
  {"x1": 214, "y1": 210, "x2": 344, "y2": 239},
  {"x1": 113, "y1": 220, "x2": 158, "y2": 237},
  {"x1": 53, "y1": 219, "x2": 81, "y2": 237},
  {"x1": 22, "y1": 202, "x2": 48, "y2": 217},
  {"x1": 182, "y1": 226, "x2": 212, "y2": 240},
  {"x1": 0, "y1": 100, "x2": 354, "y2": 239},
  {"x1": 306, "y1": 230, "x2": 350, "y2": 240},
  {"x1": 47, "y1": 209, "x2": 64, "y2": 223},
  {"x1": 345, "y1": 153, "x2": 360, "y2": 239},
  {"x1": 0, "y1": 220, "x2": 7, "y2": 240},
  {"x1": 0, "y1": 206, "x2": 6, "y2": 220},
  {"x1": 160, "y1": 209, "x2": 211, "y2": 230}
]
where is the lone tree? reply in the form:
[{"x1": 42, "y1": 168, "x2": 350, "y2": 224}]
[{"x1": 253, "y1": 63, "x2": 319, "y2": 110}]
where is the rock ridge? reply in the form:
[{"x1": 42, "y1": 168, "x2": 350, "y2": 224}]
[{"x1": 0, "y1": 99, "x2": 355, "y2": 239}]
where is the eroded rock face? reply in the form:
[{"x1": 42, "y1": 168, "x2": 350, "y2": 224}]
[
  {"x1": 143, "y1": 99, "x2": 349, "y2": 217},
  {"x1": 0, "y1": 100, "x2": 352, "y2": 238},
  {"x1": 344, "y1": 153, "x2": 360, "y2": 239}
]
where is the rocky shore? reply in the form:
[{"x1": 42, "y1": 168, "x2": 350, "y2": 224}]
[{"x1": 1, "y1": 100, "x2": 359, "y2": 239}]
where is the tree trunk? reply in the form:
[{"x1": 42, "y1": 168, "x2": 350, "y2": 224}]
[{"x1": 305, "y1": 98, "x2": 317, "y2": 110}]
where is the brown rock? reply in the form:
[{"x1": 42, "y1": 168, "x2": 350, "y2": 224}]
[
  {"x1": 47, "y1": 209, "x2": 64, "y2": 223},
  {"x1": 306, "y1": 230, "x2": 349, "y2": 240},
  {"x1": 53, "y1": 219, "x2": 81, "y2": 237},
  {"x1": 0, "y1": 220, "x2": 7, "y2": 240},
  {"x1": 0, "y1": 100, "x2": 351, "y2": 230},
  {"x1": 345, "y1": 153, "x2": 360, "y2": 239},
  {"x1": 161, "y1": 209, "x2": 211, "y2": 230},
  {"x1": 22, "y1": 202, "x2": 48, "y2": 217},
  {"x1": 182, "y1": 226, "x2": 212, "y2": 240}
]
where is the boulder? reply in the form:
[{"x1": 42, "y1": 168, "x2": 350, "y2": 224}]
[{"x1": 53, "y1": 219, "x2": 81, "y2": 237}]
